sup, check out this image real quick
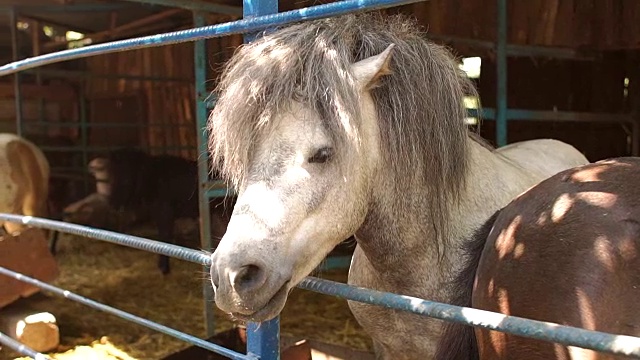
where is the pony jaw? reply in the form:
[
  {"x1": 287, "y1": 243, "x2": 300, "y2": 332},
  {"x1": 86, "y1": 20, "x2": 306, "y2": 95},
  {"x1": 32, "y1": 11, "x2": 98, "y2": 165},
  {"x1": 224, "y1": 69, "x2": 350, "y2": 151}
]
[{"x1": 225, "y1": 279, "x2": 292, "y2": 322}]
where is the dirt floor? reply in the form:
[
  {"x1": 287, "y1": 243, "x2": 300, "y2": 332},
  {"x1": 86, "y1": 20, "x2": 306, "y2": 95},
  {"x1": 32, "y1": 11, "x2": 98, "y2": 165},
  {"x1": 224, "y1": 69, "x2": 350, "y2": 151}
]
[{"x1": 0, "y1": 230, "x2": 373, "y2": 360}]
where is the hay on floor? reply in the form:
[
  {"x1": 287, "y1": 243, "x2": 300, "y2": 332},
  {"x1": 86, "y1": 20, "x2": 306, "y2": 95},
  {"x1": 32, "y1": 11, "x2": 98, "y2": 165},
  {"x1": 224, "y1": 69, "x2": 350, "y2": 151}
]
[{"x1": 0, "y1": 230, "x2": 372, "y2": 360}]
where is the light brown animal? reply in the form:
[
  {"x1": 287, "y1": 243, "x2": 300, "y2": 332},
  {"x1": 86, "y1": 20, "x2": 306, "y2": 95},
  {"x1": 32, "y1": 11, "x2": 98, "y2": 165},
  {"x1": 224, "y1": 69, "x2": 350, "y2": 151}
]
[{"x1": 0, "y1": 133, "x2": 50, "y2": 235}]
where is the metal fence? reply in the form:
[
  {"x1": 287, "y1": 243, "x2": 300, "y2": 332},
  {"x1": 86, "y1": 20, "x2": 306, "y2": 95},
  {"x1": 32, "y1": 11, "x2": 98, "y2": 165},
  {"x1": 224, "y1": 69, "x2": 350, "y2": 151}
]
[
  {"x1": 1, "y1": 214, "x2": 640, "y2": 359},
  {"x1": 2, "y1": 0, "x2": 640, "y2": 359}
]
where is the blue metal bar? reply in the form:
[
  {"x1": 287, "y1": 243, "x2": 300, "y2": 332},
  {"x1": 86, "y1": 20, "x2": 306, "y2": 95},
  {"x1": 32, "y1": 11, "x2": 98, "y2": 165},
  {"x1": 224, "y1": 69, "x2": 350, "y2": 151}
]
[
  {"x1": 0, "y1": 214, "x2": 211, "y2": 265},
  {"x1": 9, "y1": 7, "x2": 23, "y2": 136},
  {"x1": 118, "y1": 0, "x2": 242, "y2": 16},
  {"x1": 206, "y1": 188, "x2": 234, "y2": 198},
  {"x1": 242, "y1": 0, "x2": 278, "y2": 42},
  {"x1": 247, "y1": 320, "x2": 280, "y2": 360},
  {"x1": 193, "y1": 11, "x2": 216, "y2": 339},
  {"x1": 0, "y1": 0, "x2": 427, "y2": 77},
  {"x1": 298, "y1": 277, "x2": 640, "y2": 359},
  {"x1": 427, "y1": 33, "x2": 600, "y2": 61},
  {"x1": 0, "y1": 267, "x2": 254, "y2": 360},
  {"x1": 241, "y1": 0, "x2": 281, "y2": 354},
  {"x1": 495, "y1": 0, "x2": 507, "y2": 146},
  {"x1": 467, "y1": 108, "x2": 633, "y2": 123},
  {"x1": 4, "y1": 214, "x2": 637, "y2": 357},
  {"x1": 0, "y1": 331, "x2": 51, "y2": 360},
  {"x1": 315, "y1": 255, "x2": 352, "y2": 271}
]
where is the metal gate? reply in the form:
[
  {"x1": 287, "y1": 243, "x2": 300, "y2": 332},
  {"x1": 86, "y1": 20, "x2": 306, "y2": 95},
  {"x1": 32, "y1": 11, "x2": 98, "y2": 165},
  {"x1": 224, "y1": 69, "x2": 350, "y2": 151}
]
[{"x1": 1, "y1": 0, "x2": 640, "y2": 359}]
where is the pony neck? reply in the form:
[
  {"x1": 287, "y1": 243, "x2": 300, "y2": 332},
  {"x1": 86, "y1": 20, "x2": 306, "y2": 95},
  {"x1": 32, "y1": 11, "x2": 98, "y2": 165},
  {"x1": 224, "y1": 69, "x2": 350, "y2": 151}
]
[{"x1": 354, "y1": 136, "x2": 536, "y2": 295}]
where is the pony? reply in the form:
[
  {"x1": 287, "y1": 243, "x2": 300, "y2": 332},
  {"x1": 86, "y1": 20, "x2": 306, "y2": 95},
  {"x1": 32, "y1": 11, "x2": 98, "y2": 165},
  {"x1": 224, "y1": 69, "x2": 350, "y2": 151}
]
[
  {"x1": 206, "y1": 13, "x2": 590, "y2": 359},
  {"x1": 0, "y1": 133, "x2": 50, "y2": 236},
  {"x1": 436, "y1": 157, "x2": 640, "y2": 360}
]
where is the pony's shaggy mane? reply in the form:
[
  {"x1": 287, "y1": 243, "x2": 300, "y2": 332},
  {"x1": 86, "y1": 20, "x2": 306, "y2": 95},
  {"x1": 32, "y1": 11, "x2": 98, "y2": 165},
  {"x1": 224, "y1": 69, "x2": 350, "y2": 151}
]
[{"x1": 208, "y1": 12, "x2": 479, "y2": 240}]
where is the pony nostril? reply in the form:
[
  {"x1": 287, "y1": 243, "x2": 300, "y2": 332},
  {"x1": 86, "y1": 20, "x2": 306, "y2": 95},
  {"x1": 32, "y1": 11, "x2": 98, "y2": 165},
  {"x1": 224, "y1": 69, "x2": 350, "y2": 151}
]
[{"x1": 230, "y1": 264, "x2": 266, "y2": 294}]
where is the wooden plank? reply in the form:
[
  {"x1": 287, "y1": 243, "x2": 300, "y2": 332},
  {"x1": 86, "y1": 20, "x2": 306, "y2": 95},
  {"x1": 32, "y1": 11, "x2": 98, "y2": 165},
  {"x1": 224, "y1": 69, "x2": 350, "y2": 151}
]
[
  {"x1": 43, "y1": 9, "x2": 185, "y2": 51},
  {"x1": 624, "y1": 0, "x2": 640, "y2": 49},
  {"x1": 573, "y1": 0, "x2": 594, "y2": 47},
  {"x1": 543, "y1": 0, "x2": 559, "y2": 45},
  {"x1": 0, "y1": 228, "x2": 59, "y2": 309},
  {"x1": 592, "y1": 0, "x2": 608, "y2": 49},
  {"x1": 0, "y1": 82, "x2": 76, "y2": 101},
  {"x1": 528, "y1": 0, "x2": 546, "y2": 45},
  {"x1": 510, "y1": 1, "x2": 530, "y2": 44},
  {"x1": 554, "y1": 0, "x2": 574, "y2": 47},
  {"x1": 0, "y1": 307, "x2": 59, "y2": 352},
  {"x1": 604, "y1": 0, "x2": 622, "y2": 49}
]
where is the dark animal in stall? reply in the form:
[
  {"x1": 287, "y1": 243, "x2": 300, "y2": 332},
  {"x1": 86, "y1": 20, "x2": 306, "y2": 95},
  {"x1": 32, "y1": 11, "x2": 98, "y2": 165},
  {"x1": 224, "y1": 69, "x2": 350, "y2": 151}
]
[
  {"x1": 435, "y1": 157, "x2": 640, "y2": 360},
  {"x1": 55, "y1": 148, "x2": 212, "y2": 275}
]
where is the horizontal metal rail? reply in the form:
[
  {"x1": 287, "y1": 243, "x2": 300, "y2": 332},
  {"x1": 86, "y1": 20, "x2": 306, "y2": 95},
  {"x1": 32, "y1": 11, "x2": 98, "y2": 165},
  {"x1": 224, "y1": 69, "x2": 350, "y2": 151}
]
[
  {"x1": 1, "y1": 214, "x2": 640, "y2": 358},
  {"x1": 470, "y1": 108, "x2": 634, "y2": 123},
  {"x1": 0, "y1": 331, "x2": 51, "y2": 360},
  {"x1": 298, "y1": 278, "x2": 640, "y2": 359},
  {"x1": 0, "y1": 214, "x2": 211, "y2": 264},
  {"x1": 0, "y1": 0, "x2": 424, "y2": 77},
  {"x1": 0, "y1": 267, "x2": 253, "y2": 360}
]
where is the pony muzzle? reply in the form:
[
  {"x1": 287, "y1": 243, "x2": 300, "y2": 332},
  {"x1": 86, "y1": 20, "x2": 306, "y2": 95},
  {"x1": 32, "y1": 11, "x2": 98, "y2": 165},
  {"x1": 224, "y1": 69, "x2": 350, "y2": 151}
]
[{"x1": 210, "y1": 253, "x2": 292, "y2": 320}]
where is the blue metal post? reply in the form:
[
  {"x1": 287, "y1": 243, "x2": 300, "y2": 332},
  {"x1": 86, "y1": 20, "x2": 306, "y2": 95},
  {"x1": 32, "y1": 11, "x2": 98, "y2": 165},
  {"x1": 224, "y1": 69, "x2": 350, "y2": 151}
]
[
  {"x1": 247, "y1": 321, "x2": 280, "y2": 359},
  {"x1": 193, "y1": 12, "x2": 216, "y2": 338},
  {"x1": 242, "y1": 0, "x2": 281, "y2": 357},
  {"x1": 242, "y1": 0, "x2": 277, "y2": 42},
  {"x1": 495, "y1": 0, "x2": 507, "y2": 147},
  {"x1": 9, "y1": 7, "x2": 23, "y2": 136}
]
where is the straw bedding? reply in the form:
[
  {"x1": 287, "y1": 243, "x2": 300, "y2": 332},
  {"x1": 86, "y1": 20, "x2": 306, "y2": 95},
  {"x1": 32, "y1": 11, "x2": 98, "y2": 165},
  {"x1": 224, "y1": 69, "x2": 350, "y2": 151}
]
[{"x1": 0, "y1": 229, "x2": 372, "y2": 360}]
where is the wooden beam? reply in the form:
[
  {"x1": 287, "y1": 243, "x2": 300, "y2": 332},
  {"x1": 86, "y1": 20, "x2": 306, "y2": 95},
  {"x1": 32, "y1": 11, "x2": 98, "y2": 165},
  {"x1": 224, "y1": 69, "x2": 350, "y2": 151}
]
[
  {"x1": 0, "y1": 82, "x2": 76, "y2": 102},
  {"x1": 30, "y1": 20, "x2": 40, "y2": 56},
  {"x1": 17, "y1": 14, "x2": 93, "y2": 34},
  {"x1": 117, "y1": 0, "x2": 242, "y2": 16},
  {"x1": 42, "y1": 8, "x2": 185, "y2": 51}
]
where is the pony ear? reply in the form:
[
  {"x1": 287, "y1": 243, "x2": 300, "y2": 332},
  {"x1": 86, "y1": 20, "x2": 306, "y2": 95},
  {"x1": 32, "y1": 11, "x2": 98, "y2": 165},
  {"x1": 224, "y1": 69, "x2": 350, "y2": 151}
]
[{"x1": 350, "y1": 44, "x2": 395, "y2": 89}]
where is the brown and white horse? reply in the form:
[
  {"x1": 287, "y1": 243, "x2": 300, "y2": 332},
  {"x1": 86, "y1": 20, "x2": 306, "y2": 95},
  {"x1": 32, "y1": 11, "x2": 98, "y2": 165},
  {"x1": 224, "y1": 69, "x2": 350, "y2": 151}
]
[
  {"x1": 0, "y1": 133, "x2": 50, "y2": 235},
  {"x1": 437, "y1": 157, "x2": 640, "y2": 359}
]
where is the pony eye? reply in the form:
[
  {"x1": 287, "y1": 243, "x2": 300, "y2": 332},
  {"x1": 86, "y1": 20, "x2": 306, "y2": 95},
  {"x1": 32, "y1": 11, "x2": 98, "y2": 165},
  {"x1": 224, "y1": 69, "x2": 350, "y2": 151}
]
[{"x1": 308, "y1": 147, "x2": 333, "y2": 164}]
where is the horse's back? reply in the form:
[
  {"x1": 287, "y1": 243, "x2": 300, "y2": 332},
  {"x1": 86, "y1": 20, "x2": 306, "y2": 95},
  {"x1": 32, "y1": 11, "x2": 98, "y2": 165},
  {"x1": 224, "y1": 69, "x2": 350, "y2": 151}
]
[
  {"x1": 473, "y1": 157, "x2": 640, "y2": 360},
  {"x1": 496, "y1": 139, "x2": 589, "y2": 178}
]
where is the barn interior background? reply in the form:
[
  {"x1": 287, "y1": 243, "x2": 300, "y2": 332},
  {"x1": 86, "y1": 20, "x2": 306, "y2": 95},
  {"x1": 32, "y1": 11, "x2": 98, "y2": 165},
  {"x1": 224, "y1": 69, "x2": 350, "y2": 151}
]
[{"x1": 0, "y1": 0, "x2": 639, "y2": 359}]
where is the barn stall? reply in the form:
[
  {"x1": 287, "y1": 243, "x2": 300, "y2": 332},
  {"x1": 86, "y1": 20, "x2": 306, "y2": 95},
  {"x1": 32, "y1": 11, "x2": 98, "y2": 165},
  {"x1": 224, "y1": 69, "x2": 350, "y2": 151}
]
[{"x1": 0, "y1": 0, "x2": 639, "y2": 359}]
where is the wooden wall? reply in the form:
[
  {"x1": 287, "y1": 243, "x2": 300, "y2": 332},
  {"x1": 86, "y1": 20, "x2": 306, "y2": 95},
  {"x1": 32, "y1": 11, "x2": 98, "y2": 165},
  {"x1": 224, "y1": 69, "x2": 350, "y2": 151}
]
[
  {"x1": 84, "y1": 42, "x2": 197, "y2": 159},
  {"x1": 406, "y1": 0, "x2": 640, "y2": 51},
  {"x1": 0, "y1": 80, "x2": 78, "y2": 137},
  {"x1": 276, "y1": 0, "x2": 640, "y2": 51},
  {"x1": 73, "y1": 4, "x2": 640, "y2": 164},
  {"x1": 475, "y1": 50, "x2": 638, "y2": 161},
  {"x1": 82, "y1": 14, "x2": 243, "y2": 161}
]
